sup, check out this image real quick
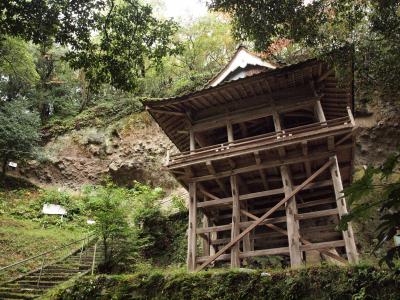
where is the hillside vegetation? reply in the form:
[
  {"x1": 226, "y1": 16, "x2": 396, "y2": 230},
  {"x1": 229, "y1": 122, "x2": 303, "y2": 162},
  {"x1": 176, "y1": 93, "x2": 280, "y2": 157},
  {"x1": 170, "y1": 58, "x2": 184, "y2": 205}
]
[
  {"x1": 0, "y1": 189, "x2": 86, "y2": 282},
  {"x1": 0, "y1": 182, "x2": 188, "y2": 282},
  {"x1": 45, "y1": 265, "x2": 400, "y2": 300},
  {"x1": 1, "y1": 0, "x2": 400, "y2": 298}
]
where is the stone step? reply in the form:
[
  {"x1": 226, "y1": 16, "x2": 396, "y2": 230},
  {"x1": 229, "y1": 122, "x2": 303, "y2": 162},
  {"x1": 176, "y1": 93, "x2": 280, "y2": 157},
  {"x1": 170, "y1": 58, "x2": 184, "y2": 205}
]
[
  {"x1": 0, "y1": 291, "x2": 37, "y2": 299},
  {"x1": 23, "y1": 274, "x2": 72, "y2": 281},
  {"x1": 52, "y1": 264, "x2": 91, "y2": 270},
  {"x1": 0, "y1": 242, "x2": 104, "y2": 299},
  {"x1": 15, "y1": 280, "x2": 62, "y2": 286},
  {"x1": 0, "y1": 287, "x2": 43, "y2": 294},
  {"x1": 6, "y1": 283, "x2": 54, "y2": 289},
  {"x1": 39, "y1": 268, "x2": 82, "y2": 273}
]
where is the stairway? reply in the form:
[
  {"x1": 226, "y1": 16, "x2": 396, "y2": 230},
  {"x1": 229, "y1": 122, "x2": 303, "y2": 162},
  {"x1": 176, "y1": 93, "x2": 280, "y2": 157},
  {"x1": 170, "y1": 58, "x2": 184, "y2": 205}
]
[{"x1": 0, "y1": 243, "x2": 103, "y2": 300}]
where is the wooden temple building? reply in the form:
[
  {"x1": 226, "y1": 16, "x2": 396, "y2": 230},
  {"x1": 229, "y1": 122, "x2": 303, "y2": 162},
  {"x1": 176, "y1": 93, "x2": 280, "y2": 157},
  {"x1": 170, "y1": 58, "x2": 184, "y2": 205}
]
[{"x1": 145, "y1": 47, "x2": 359, "y2": 272}]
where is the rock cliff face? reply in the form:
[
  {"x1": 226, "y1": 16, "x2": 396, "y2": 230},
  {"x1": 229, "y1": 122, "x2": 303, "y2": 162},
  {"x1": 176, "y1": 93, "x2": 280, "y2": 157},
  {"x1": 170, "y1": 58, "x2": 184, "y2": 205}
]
[
  {"x1": 12, "y1": 112, "x2": 180, "y2": 192},
  {"x1": 355, "y1": 99, "x2": 400, "y2": 166}
]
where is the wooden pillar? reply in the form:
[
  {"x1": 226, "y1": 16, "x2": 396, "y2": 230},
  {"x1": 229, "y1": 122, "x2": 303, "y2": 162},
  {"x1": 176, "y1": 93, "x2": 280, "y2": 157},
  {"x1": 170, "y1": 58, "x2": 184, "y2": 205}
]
[
  {"x1": 272, "y1": 111, "x2": 282, "y2": 131},
  {"x1": 189, "y1": 129, "x2": 195, "y2": 152},
  {"x1": 281, "y1": 165, "x2": 303, "y2": 267},
  {"x1": 187, "y1": 182, "x2": 197, "y2": 271},
  {"x1": 202, "y1": 213, "x2": 210, "y2": 257},
  {"x1": 314, "y1": 100, "x2": 327, "y2": 125},
  {"x1": 314, "y1": 98, "x2": 358, "y2": 263},
  {"x1": 242, "y1": 201, "x2": 252, "y2": 253},
  {"x1": 230, "y1": 175, "x2": 240, "y2": 268},
  {"x1": 330, "y1": 156, "x2": 359, "y2": 263},
  {"x1": 241, "y1": 201, "x2": 252, "y2": 265},
  {"x1": 273, "y1": 110, "x2": 301, "y2": 266},
  {"x1": 227, "y1": 121, "x2": 234, "y2": 143}
]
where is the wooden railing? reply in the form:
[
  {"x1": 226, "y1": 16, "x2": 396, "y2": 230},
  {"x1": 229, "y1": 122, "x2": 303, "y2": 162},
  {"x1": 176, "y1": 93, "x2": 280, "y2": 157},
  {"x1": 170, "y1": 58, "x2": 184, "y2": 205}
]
[{"x1": 168, "y1": 110, "x2": 354, "y2": 166}]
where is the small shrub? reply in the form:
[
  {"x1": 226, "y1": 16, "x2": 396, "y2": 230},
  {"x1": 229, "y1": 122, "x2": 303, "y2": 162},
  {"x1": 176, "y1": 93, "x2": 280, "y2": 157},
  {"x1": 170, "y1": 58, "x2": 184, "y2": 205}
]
[{"x1": 82, "y1": 183, "x2": 132, "y2": 273}]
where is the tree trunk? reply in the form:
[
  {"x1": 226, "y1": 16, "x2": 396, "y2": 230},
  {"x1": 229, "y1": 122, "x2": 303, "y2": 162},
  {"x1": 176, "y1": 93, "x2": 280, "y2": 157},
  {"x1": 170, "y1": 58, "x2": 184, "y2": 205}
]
[
  {"x1": 1, "y1": 156, "x2": 8, "y2": 179},
  {"x1": 79, "y1": 70, "x2": 91, "y2": 113}
]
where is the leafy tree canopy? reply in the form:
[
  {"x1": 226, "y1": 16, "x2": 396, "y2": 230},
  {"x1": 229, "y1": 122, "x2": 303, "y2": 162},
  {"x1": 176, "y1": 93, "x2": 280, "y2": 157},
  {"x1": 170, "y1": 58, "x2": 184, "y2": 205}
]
[
  {"x1": 66, "y1": 0, "x2": 180, "y2": 94},
  {"x1": 1, "y1": 0, "x2": 180, "y2": 95},
  {"x1": 0, "y1": 37, "x2": 39, "y2": 101},
  {"x1": 0, "y1": 0, "x2": 104, "y2": 48},
  {"x1": 0, "y1": 100, "x2": 41, "y2": 177},
  {"x1": 138, "y1": 14, "x2": 236, "y2": 97},
  {"x1": 208, "y1": 0, "x2": 400, "y2": 97}
]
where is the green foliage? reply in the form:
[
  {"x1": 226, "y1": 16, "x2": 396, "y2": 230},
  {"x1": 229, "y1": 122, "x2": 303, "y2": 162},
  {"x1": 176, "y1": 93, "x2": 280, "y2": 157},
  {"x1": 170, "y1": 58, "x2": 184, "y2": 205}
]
[
  {"x1": 209, "y1": 0, "x2": 400, "y2": 98},
  {"x1": 341, "y1": 152, "x2": 400, "y2": 267},
  {"x1": 0, "y1": 36, "x2": 39, "y2": 101},
  {"x1": 0, "y1": 188, "x2": 86, "y2": 229},
  {"x1": 0, "y1": 100, "x2": 40, "y2": 177},
  {"x1": 1, "y1": 0, "x2": 180, "y2": 114},
  {"x1": 170, "y1": 195, "x2": 187, "y2": 213},
  {"x1": 130, "y1": 182, "x2": 168, "y2": 259},
  {"x1": 65, "y1": 0, "x2": 180, "y2": 94},
  {"x1": 82, "y1": 182, "x2": 132, "y2": 272},
  {"x1": 138, "y1": 14, "x2": 236, "y2": 97},
  {"x1": 0, "y1": 215, "x2": 84, "y2": 283},
  {"x1": 129, "y1": 182, "x2": 187, "y2": 266},
  {"x1": 46, "y1": 265, "x2": 400, "y2": 300},
  {"x1": 43, "y1": 96, "x2": 145, "y2": 138},
  {"x1": 0, "y1": 0, "x2": 103, "y2": 47}
]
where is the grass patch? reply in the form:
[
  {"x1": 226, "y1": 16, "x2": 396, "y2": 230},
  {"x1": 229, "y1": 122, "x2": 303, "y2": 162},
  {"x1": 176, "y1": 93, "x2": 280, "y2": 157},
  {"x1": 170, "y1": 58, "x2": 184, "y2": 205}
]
[
  {"x1": 0, "y1": 216, "x2": 85, "y2": 282},
  {"x1": 0, "y1": 188, "x2": 87, "y2": 282},
  {"x1": 43, "y1": 97, "x2": 145, "y2": 139}
]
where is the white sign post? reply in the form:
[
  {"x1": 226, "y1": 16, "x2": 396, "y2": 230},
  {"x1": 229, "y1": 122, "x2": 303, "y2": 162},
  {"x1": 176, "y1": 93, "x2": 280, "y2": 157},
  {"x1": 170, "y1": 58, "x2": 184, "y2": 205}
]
[
  {"x1": 42, "y1": 204, "x2": 67, "y2": 222},
  {"x1": 8, "y1": 162, "x2": 17, "y2": 169}
]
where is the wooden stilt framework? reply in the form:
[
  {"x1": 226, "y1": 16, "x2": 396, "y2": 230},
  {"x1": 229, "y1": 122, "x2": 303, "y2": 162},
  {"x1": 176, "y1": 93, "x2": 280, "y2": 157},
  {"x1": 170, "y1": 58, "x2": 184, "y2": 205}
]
[{"x1": 145, "y1": 55, "x2": 359, "y2": 271}]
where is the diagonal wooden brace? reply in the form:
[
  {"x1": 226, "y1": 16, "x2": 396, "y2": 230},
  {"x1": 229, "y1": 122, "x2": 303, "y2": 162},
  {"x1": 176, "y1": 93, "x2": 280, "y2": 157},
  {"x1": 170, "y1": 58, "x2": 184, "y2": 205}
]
[
  {"x1": 240, "y1": 210, "x2": 347, "y2": 264},
  {"x1": 195, "y1": 159, "x2": 334, "y2": 272}
]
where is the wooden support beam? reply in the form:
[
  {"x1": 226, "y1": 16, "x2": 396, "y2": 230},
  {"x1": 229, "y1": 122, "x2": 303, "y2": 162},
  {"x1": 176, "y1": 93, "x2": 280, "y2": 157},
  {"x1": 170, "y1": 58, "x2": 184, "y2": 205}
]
[
  {"x1": 347, "y1": 106, "x2": 356, "y2": 126},
  {"x1": 227, "y1": 121, "x2": 234, "y2": 143},
  {"x1": 187, "y1": 182, "x2": 197, "y2": 271},
  {"x1": 313, "y1": 96, "x2": 358, "y2": 264},
  {"x1": 295, "y1": 208, "x2": 339, "y2": 220},
  {"x1": 216, "y1": 197, "x2": 336, "y2": 220},
  {"x1": 281, "y1": 165, "x2": 302, "y2": 267},
  {"x1": 146, "y1": 106, "x2": 186, "y2": 117},
  {"x1": 195, "y1": 159, "x2": 333, "y2": 272},
  {"x1": 272, "y1": 111, "x2": 286, "y2": 157},
  {"x1": 230, "y1": 175, "x2": 240, "y2": 268},
  {"x1": 198, "y1": 187, "x2": 220, "y2": 201},
  {"x1": 197, "y1": 247, "x2": 290, "y2": 262},
  {"x1": 202, "y1": 214, "x2": 210, "y2": 257},
  {"x1": 206, "y1": 161, "x2": 228, "y2": 195},
  {"x1": 189, "y1": 129, "x2": 196, "y2": 152},
  {"x1": 197, "y1": 187, "x2": 284, "y2": 208},
  {"x1": 254, "y1": 151, "x2": 269, "y2": 190},
  {"x1": 316, "y1": 68, "x2": 334, "y2": 83},
  {"x1": 301, "y1": 141, "x2": 312, "y2": 178},
  {"x1": 197, "y1": 179, "x2": 332, "y2": 209},
  {"x1": 192, "y1": 96, "x2": 319, "y2": 132},
  {"x1": 314, "y1": 100, "x2": 327, "y2": 125},
  {"x1": 335, "y1": 130, "x2": 357, "y2": 147},
  {"x1": 300, "y1": 240, "x2": 345, "y2": 252},
  {"x1": 330, "y1": 155, "x2": 359, "y2": 263},
  {"x1": 241, "y1": 201, "x2": 252, "y2": 257},
  {"x1": 240, "y1": 209, "x2": 347, "y2": 264},
  {"x1": 172, "y1": 122, "x2": 353, "y2": 170}
]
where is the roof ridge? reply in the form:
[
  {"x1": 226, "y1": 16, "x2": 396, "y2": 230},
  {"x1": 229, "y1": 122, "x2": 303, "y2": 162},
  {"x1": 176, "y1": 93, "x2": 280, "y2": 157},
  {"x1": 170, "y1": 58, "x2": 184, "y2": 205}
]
[{"x1": 205, "y1": 46, "x2": 276, "y2": 88}]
